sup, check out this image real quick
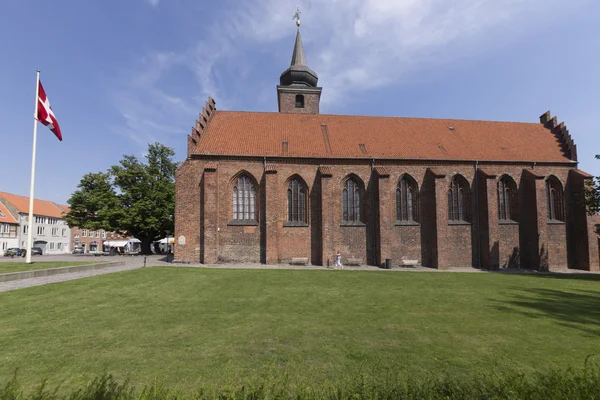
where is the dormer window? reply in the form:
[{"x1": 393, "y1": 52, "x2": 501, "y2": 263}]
[{"x1": 295, "y1": 94, "x2": 304, "y2": 108}]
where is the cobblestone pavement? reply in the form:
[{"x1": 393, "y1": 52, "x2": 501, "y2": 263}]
[{"x1": 1, "y1": 254, "x2": 597, "y2": 293}]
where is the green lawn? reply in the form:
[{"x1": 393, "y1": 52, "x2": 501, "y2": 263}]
[
  {"x1": 0, "y1": 261, "x2": 98, "y2": 274},
  {"x1": 0, "y1": 267, "x2": 599, "y2": 392}
]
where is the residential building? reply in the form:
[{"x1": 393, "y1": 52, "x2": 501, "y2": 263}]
[
  {"x1": 0, "y1": 201, "x2": 19, "y2": 252},
  {"x1": 0, "y1": 192, "x2": 71, "y2": 254}
]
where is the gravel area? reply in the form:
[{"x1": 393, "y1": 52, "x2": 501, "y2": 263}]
[{"x1": 1, "y1": 253, "x2": 597, "y2": 293}]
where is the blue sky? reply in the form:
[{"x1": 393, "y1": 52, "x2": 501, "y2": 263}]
[{"x1": 1, "y1": 0, "x2": 599, "y2": 204}]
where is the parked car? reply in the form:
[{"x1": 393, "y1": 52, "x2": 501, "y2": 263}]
[
  {"x1": 30, "y1": 247, "x2": 43, "y2": 255},
  {"x1": 72, "y1": 247, "x2": 84, "y2": 254},
  {"x1": 3, "y1": 248, "x2": 26, "y2": 257},
  {"x1": 3, "y1": 248, "x2": 21, "y2": 257}
]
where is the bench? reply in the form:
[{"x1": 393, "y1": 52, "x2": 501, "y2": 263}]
[
  {"x1": 401, "y1": 259, "x2": 419, "y2": 266},
  {"x1": 345, "y1": 258, "x2": 362, "y2": 266},
  {"x1": 290, "y1": 257, "x2": 309, "y2": 266}
]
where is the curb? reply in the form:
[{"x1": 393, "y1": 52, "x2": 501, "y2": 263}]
[{"x1": 0, "y1": 261, "x2": 126, "y2": 283}]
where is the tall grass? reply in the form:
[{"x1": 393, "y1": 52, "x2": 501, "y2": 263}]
[{"x1": 1, "y1": 360, "x2": 599, "y2": 400}]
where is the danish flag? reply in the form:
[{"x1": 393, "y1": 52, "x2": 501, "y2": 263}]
[{"x1": 37, "y1": 81, "x2": 62, "y2": 141}]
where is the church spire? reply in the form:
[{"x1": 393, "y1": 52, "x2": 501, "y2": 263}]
[
  {"x1": 290, "y1": 30, "x2": 306, "y2": 67},
  {"x1": 277, "y1": 8, "x2": 322, "y2": 114}
]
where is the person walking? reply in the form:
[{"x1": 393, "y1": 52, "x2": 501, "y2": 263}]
[{"x1": 335, "y1": 251, "x2": 343, "y2": 269}]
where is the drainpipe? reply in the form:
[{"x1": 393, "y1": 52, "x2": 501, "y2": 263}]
[
  {"x1": 263, "y1": 156, "x2": 267, "y2": 171},
  {"x1": 475, "y1": 161, "x2": 482, "y2": 269}
]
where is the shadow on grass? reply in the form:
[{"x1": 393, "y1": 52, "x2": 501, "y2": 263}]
[
  {"x1": 486, "y1": 269, "x2": 600, "y2": 282},
  {"x1": 494, "y1": 287, "x2": 600, "y2": 337}
]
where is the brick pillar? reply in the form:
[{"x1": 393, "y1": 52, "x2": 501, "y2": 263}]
[
  {"x1": 202, "y1": 167, "x2": 218, "y2": 264},
  {"x1": 566, "y1": 170, "x2": 599, "y2": 271},
  {"x1": 534, "y1": 174, "x2": 550, "y2": 270},
  {"x1": 429, "y1": 169, "x2": 448, "y2": 269},
  {"x1": 264, "y1": 168, "x2": 279, "y2": 264},
  {"x1": 480, "y1": 171, "x2": 499, "y2": 269},
  {"x1": 320, "y1": 168, "x2": 334, "y2": 267},
  {"x1": 375, "y1": 170, "x2": 392, "y2": 267}
]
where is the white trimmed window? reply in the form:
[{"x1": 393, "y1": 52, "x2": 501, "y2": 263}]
[{"x1": 82, "y1": 230, "x2": 87, "y2": 237}]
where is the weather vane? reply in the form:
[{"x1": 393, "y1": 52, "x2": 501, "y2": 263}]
[{"x1": 293, "y1": 7, "x2": 301, "y2": 27}]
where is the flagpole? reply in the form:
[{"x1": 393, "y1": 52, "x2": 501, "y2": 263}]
[{"x1": 25, "y1": 70, "x2": 40, "y2": 264}]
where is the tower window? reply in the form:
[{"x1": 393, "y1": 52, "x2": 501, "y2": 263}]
[{"x1": 295, "y1": 95, "x2": 304, "y2": 108}]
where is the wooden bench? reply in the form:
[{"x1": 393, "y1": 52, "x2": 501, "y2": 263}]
[
  {"x1": 401, "y1": 259, "x2": 419, "y2": 266},
  {"x1": 290, "y1": 257, "x2": 309, "y2": 266},
  {"x1": 345, "y1": 258, "x2": 362, "y2": 266}
]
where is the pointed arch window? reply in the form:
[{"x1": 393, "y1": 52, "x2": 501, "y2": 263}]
[
  {"x1": 448, "y1": 176, "x2": 470, "y2": 223},
  {"x1": 232, "y1": 175, "x2": 256, "y2": 221},
  {"x1": 546, "y1": 177, "x2": 564, "y2": 222},
  {"x1": 287, "y1": 178, "x2": 307, "y2": 225},
  {"x1": 396, "y1": 176, "x2": 419, "y2": 222},
  {"x1": 497, "y1": 176, "x2": 518, "y2": 221},
  {"x1": 343, "y1": 178, "x2": 362, "y2": 223}
]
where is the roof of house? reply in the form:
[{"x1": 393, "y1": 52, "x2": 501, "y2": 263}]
[
  {"x1": 192, "y1": 111, "x2": 573, "y2": 163},
  {"x1": 0, "y1": 192, "x2": 67, "y2": 219},
  {"x1": 0, "y1": 202, "x2": 18, "y2": 224}
]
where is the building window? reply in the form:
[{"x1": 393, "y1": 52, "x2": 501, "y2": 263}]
[
  {"x1": 1, "y1": 242, "x2": 6, "y2": 251},
  {"x1": 23, "y1": 225, "x2": 28, "y2": 234},
  {"x1": 49, "y1": 242, "x2": 55, "y2": 250},
  {"x1": 448, "y1": 175, "x2": 470, "y2": 223},
  {"x1": 287, "y1": 178, "x2": 307, "y2": 224},
  {"x1": 396, "y1": 175, "x2": 419, "y2": 222},
  {"x1": 82, "y1": 229, "x2": 87, "y2": 237},
  {"x1": 498, "y1": 176, "x2": 517, "y2": 221},
  {"x1": 295, "y1": 94, "x2": 304, "y2": 108},
  {"x1": 37, "y1": 226, "x2": 45, "y2": 235},
  {"x1": 58, "y1": 242, "x2": 62, "y2": 250},
  {"x1": 0, "y1": 224, "x2": 9, "y2": 234},
  {"x1": 62, "y1": 228, "x2": 67, "y2": 236},
  {"x1": 546, "y1": 176, "x2": 564, "y2": 221},
  {"x1": 343, "y1": 177, "x2": 362, "y2": 223},
  {"x1": 74, "y1": 234, "x2": 79, "y2": 238},
  {"x1": 232, "y1": 175, "x2": 256, "y2": 221}
]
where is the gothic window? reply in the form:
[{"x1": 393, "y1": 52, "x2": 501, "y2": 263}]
[
  {"x1": 396, "y1": 175, "x2": 419, "y2": 222},
  {"x1": 343, "y1": 178, "x2": 362, "y2": 223},
  {"x1": 546, "y1": 176, "x2": 564, "y2": 221},
  {"x1": 232, "y1": 175, "x2": 256, "y2": 221},
  {"x1": 448, "y1": 175, "x2": 470, "y2": 222},
  {"x1": 287, "y1": 178, "x2": 307, "y2": 224},
  {"x1": 295, "y1": 94, "x2": 304, "y2": 108},
  {"x1": 497, "y1": 176, "x2": 517, "y2": 221}
]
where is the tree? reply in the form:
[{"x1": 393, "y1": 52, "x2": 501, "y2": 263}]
[
  {"x1": 64, "y1": 143, "x2": 178, "y2": 254},
  {"x1": 585, "y1": 155, "x2": 600, "y2": 233}
]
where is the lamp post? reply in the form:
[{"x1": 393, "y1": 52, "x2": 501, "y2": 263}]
[{"x1": 165, "y1": 230, "x2": 171, "y2": 262}]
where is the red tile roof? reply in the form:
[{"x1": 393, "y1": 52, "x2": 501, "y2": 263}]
[
  {"x1": 192, "y1": 111, "x2": 573, "y2": 162},
  {"x1": 0, "y1": 202, "x2": 18, "y2": 224},
  {"x1": 0, "y1": 192, "x2": 67, "y2": 218}
]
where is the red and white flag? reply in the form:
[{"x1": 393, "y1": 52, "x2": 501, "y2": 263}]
[{"x1": 37, "y1": 81, "x2": 62, "y2": 141}]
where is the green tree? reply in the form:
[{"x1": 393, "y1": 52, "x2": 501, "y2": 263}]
[
  {"x1": 64, "y1": 143, "x2": 178, "y2": 254},
  {"x1": 585, "y1": 155, "x2": 600, "y2": 233}
]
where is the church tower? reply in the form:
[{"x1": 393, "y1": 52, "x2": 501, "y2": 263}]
[{"x1": 277, "y1": 15, "x2": 322, "y2": 114}]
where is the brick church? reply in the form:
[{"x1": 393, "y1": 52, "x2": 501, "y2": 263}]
[{"x1": 174, "y1": 26, "x2": 599, "y2": 271}]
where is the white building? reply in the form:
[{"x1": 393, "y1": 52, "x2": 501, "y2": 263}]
[
  {"x1": 0, "y1": 201, "x2": 19, "y2": 253},
  {"x1": 0, "y1": 192, "x2": 71, "y2": 255}
]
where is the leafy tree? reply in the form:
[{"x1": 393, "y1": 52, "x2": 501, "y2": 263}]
[
  {"x1": 585, "y1": 155, "x2": 600, "y2": 233},
  {"x1": 65, "y1": 143, "x2": 178, "y2": 254}
]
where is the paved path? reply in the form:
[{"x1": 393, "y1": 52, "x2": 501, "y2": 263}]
[{"x1": 1, "y1": 254, "x2": 597, "y2": 293}]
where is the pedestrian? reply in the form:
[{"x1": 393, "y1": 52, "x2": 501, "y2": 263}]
[{"x1": 335, "y1": 251, "x2": 343, "y2": 269}]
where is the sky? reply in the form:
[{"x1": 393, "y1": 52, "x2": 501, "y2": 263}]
[{"x1": 1, "y1": 0, "x2": 599, "y2": 204}]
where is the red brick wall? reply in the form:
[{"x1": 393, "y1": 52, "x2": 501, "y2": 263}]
[{"x1": 174, "y1": 157, "x2": 599, "y2": 271}]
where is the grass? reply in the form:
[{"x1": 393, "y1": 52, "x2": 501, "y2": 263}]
[
  {"x1": 0, "y1": 267, "x2": 599, "y2": 393},
  {"x1": 0, "y1": 261, "x2": 99, "y2": 274}
]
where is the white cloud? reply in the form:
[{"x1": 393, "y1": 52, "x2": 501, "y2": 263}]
[
  {"x1": 146, "y1": 0, "x2": 160, "y2": 6},
  {"x1": 114, "y1": 0, "x2": 589, "y2": 147}
]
